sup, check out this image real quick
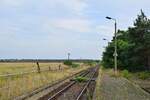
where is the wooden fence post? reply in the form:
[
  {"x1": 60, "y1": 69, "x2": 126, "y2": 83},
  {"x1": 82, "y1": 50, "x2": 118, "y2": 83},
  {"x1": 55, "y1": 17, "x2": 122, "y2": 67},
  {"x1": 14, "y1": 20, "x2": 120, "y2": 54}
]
[
  {"x1": 49, "y1": 66, "x2": 51, "y2": 71},
  {"x1": 36, "y1": 62, "x2": 41, "y2": 73},
  {"x1": 59, "y1": 64, "x2": 61, "y2": 70}
]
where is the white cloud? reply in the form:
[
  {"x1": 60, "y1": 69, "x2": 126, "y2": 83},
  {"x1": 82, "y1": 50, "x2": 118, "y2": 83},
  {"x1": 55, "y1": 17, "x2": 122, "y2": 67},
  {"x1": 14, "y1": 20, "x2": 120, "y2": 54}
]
[{"x1": 43, "y1": 18, "x2": 92, "y2": 33}]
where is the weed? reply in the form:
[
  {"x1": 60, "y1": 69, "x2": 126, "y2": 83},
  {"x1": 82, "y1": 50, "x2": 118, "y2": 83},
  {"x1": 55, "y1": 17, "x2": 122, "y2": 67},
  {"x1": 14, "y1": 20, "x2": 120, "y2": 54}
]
[
  {"x1": 138, "y1": 72, "x2": 150, "y2": 80},
  {"x1": 121, "y1": 70, "x2": 131, "y2": 79},
  {"x1": 74, "y1": 76, "x2": 87, "y2": 82}
]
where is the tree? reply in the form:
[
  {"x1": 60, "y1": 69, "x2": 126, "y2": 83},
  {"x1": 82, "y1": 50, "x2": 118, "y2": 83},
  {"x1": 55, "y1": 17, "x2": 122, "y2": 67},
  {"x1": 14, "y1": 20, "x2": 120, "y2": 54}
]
[{"x1": 102, "y1": 10, "x2": 150, "y2": 71}]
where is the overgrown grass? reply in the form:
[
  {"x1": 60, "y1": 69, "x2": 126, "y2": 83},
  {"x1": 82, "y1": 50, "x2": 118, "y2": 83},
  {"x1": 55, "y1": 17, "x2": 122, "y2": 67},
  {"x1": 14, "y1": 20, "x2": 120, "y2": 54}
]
[
  {"x1": 121, "y1": 70, "x2": 132, "y2": 79},
  {"x1": 103, "y1": 67, "x2": 150, "y2": 80},
  {"x1": 136, "y1": 71, "x2": 150, "y2": 80}
]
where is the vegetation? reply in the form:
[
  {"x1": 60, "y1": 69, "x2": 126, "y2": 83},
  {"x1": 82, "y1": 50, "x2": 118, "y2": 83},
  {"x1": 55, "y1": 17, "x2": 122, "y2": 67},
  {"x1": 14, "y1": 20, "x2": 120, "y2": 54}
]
[
  {"x1": 84, "y1": 61, "x2": 97, "y2": 66},
  {"x1": 74, "y1": 76, "x2": 87, "y2": 82},
  {"x1": 63, "y1": 60, "x2": 81, "y2": 68},
  {"x1": 0, "y1": 62, "x2": 68, "y2": 74},
  {"x1": 137, "y1": 71, "x2": 150, "y2": 80},
  {"x1": 71, "y1": 63, "x2": 80, "y2": 68},
  {"x1": 63, "y1": 60, "x2": 73, "y2": 66},
  {"x1": 102, "y1": 10, "x2": 150, "y2": 71},
  {"x1": 121, "y1": 70, "x2": 131, "y2": 79}
]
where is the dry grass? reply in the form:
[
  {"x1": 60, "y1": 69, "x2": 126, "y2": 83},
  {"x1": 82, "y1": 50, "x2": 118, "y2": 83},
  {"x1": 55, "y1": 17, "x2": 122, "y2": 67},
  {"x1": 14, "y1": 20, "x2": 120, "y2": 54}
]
[
  {"x1": 0, "y1": 62, "x2": 90, "y2": 100},
  {"x1": 0, "y1": 62, "x2": 68, "y2": 74}
]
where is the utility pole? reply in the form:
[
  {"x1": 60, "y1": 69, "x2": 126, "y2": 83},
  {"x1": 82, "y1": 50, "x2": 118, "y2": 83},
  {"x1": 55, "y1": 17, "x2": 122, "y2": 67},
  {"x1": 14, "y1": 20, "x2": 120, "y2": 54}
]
[{"x1": 114, "y1": 21, "x2": 117, "y2": 74}]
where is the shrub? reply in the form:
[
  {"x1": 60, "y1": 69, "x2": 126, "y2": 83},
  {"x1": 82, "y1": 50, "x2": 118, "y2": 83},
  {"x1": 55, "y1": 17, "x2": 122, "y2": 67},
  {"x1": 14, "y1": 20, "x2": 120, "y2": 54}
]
[
  {"x1": 84, "y1": 61, "x2": 94, "y2": 66},
  {"x1": 138, "y1": 72, "x2": 150, "y2": 80},
  {"x1": 74, "y1": 76, "x2": 87, "y2": 82},
  {"x1": 63, "y1": 60, "x2": 72, "y2": 66},
  {"x1": 121, "y1": 70, "x2": 131, "y2": 79}
]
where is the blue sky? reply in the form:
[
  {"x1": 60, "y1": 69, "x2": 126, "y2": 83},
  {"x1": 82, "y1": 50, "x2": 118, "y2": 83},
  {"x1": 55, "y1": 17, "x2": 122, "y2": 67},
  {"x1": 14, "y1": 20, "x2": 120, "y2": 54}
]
[{"x1": 0, "y1": 0, "x2": 150, "y2": 59}]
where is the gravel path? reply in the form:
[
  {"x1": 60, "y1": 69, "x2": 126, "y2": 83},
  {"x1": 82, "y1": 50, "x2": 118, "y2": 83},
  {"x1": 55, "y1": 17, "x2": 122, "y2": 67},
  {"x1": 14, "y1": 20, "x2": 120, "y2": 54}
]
[{"x1": 99, "y1": 74, "x2": 150, "y2": 100}]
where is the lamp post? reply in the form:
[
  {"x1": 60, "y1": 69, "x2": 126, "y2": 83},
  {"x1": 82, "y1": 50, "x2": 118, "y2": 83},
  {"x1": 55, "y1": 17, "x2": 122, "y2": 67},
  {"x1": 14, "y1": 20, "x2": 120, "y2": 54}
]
[{"x1": 106, "y1": 16, "x2": 117, "y2": 74}]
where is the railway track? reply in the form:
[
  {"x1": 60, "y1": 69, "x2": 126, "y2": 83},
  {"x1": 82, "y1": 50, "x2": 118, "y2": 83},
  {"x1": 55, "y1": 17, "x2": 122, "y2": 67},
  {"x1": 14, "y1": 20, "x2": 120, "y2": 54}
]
[
  {"x1": 14, "y1": 67, "x2": 95, "y2": 100},
  {"x1": 39, "y1": 66, "x2": 99, "y2": 100}
]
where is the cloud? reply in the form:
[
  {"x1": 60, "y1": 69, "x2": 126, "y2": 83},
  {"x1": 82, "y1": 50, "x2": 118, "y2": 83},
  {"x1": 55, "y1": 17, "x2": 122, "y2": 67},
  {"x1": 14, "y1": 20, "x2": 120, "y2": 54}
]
[{"x1": 44, "y1": 18, "x2": 91, "y2": 33}]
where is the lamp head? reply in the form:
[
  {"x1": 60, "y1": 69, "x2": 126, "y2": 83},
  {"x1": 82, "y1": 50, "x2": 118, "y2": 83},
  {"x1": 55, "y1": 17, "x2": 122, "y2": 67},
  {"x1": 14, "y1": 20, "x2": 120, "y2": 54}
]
[{"x1": 106, "y1": 16, "x2": 112, "y2": 20}]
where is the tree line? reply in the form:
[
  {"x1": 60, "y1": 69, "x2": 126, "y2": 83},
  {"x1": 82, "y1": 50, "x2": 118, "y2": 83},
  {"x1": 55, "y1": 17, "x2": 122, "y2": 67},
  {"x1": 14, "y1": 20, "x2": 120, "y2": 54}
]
[{"x1": 102, "y1": 10, "x2": 150, "y2": 71}]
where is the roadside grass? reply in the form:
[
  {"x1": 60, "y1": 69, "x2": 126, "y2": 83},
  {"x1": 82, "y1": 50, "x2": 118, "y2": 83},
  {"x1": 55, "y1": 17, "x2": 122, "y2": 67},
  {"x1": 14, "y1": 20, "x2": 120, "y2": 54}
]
[
  {"x1": 101, "y1": 66, "x2": 150, "y2": 80},
  {"x1": 0, "y1": 62, "x2": 90, "y2": 100}
]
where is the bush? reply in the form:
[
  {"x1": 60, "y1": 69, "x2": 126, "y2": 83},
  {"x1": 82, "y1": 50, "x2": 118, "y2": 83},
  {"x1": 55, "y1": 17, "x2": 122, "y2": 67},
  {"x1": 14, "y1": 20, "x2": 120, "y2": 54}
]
[
  {"x1": 63, "y1": 60, "x2": 72, "y2": 66},
  {"x1": 84, "y1": 61, "x2": 95, "y2": 66},
  {"x1": 74, "y1": 76, "x2": 87, "y2": 82},
  {"x1": 121, "y1": 70, "x2": 131, "y2": 79},
  {"x1": 138, "y1": 72, "x2": 150, "y2": 80},
  {"x1": 71, "y1": 63, "x2": 79, "y2": 68}
]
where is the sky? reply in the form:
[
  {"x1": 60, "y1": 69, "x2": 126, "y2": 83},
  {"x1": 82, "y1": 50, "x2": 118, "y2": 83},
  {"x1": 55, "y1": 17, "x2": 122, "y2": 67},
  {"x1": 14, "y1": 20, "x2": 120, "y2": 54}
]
[{"x1": 0, "y1": 0, "x2": 150, "y2": 59}]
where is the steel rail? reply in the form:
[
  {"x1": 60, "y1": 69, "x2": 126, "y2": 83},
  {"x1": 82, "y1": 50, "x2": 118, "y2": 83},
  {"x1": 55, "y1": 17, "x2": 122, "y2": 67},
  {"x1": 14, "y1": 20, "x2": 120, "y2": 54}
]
[
  {"x1": 76, "y1": 67, "x2": 98, "y2": 100},
  {"x1": 14, "y1": 68, "x2": 91, "y2": 100}
]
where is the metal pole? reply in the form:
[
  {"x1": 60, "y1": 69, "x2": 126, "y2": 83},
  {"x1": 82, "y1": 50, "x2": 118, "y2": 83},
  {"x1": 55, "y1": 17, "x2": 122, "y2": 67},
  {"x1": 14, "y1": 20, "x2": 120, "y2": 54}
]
[
  {"x1": 106, "y1": 16, "x2": 118, "y2": 74},
  {"x1": 114, "y1": 21, "x2": 117, "y2": 74}
]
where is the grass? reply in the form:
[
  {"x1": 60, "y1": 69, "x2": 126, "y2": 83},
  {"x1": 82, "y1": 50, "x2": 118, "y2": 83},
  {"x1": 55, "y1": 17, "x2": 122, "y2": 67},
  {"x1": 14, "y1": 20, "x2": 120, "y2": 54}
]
[
  {"x1": 74, "y1": 76, "x2": 87, "y2": 82},
  {"x1": 0, "y1": 62, "x2": 90, "y2": 100},
  {"x1": 0, "y1": 62, "x2": 68, "y2": 74},
  {"x1": 121, "y1": 70, "x2": 132, "y2": 79},
  {"x1": 136, "y1": 71, "x2": 150, "y2": 80}
]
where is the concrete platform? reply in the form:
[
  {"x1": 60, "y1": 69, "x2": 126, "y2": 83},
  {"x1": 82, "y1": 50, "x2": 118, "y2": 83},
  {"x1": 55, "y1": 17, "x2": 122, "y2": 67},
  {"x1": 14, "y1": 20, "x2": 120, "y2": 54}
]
[{"x1": 99, "y1": 74, "x2": 150, "y2": 100}]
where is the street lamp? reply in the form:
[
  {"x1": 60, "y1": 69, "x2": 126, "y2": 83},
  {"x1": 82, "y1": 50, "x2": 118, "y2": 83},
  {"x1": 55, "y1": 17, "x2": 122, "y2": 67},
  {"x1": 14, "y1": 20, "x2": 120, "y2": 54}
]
[
  {"x1": 103, "y1": 38, "x2": 109, "y2": 42},
  {"x1": 106, "y1": 16, "x2": 117, "y2": 74}
]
